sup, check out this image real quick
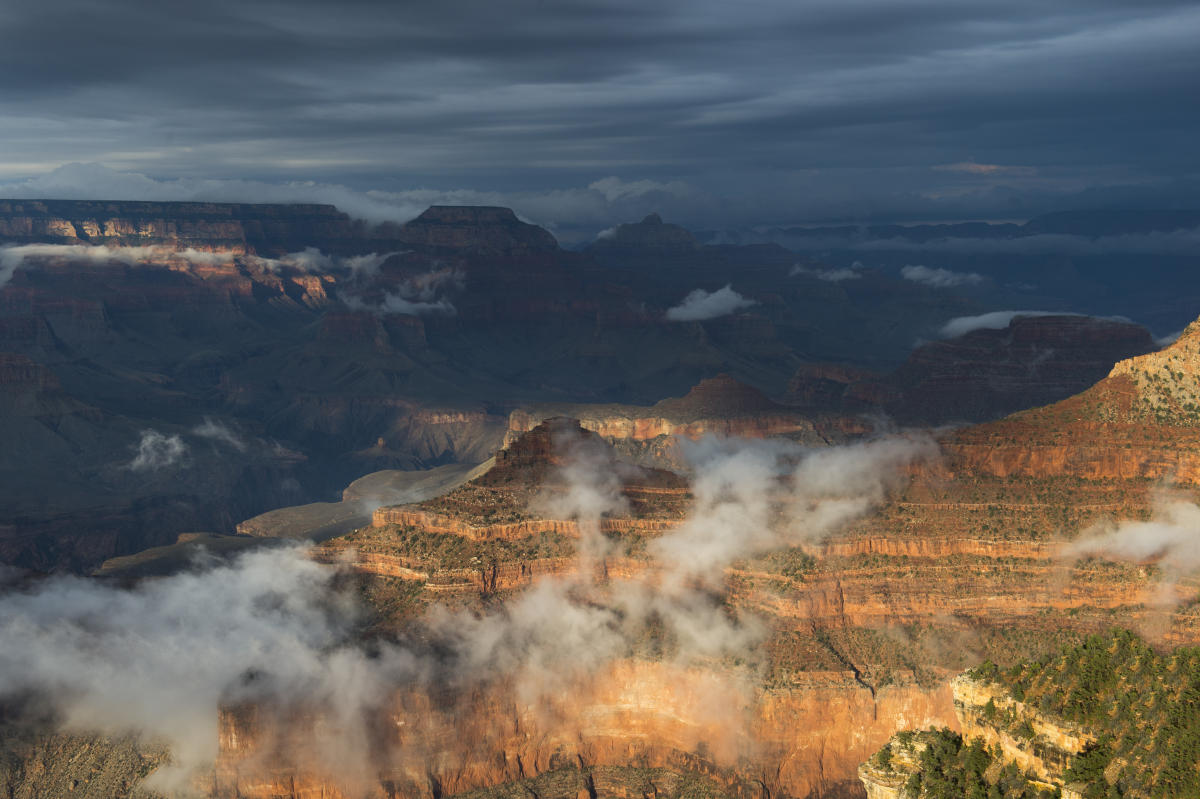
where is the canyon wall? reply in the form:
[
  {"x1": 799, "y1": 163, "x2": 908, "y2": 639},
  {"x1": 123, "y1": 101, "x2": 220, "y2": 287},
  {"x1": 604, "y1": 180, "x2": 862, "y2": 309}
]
[{"x1": 214, "y1": 662, "x2": 954, "y2": 799}]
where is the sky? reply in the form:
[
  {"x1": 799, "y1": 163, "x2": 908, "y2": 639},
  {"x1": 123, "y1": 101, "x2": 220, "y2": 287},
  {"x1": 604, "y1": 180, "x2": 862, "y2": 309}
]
[{"x1": 1, "y1": 0, "x2": 1198, "y2": 237}]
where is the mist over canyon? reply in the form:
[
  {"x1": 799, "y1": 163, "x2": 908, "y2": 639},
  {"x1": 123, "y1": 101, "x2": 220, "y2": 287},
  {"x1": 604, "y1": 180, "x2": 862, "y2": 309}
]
[{"x1": 0, "y1": 192, "x2": 1197, "y2": 799}]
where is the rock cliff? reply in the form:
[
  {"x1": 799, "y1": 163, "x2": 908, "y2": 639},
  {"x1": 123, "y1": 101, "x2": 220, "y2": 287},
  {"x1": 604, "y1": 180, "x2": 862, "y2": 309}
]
[
  {"x1": 214, "y1": 662, "x2": 953, "y2": 799},
  {"x1": 505, "y1": 375, "x2": 863, "y2": 470},
  {"x1": 0, "y1": 199, "x2": 372, "y2": 254},
  {"x1": 945, "y1": 313, "x2": 1200, "y2": 483},
  {"x1": 788, "y1": 314, "x2": 1156, "y2": 424},
  {"x1": 585, "y1": 213, "x2": 699, "y2": 255},
  {"x1": 394, "y1": 205, "x2": 559, "y2": 254}
]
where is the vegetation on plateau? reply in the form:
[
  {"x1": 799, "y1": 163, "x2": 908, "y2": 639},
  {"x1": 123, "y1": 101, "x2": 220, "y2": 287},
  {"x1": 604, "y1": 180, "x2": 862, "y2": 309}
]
[
  {"x1": 868, "y1": 728, "x2": 1057, "y2": 799},
  {"x1": 970, "y1": 629, "x2": 1200, "y2": 798}
]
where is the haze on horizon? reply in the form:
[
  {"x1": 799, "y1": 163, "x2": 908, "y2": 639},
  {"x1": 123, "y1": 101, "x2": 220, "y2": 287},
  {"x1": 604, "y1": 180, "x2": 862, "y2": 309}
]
[{"x1": 2, "y1": 0, "x2": 1199, "y2": 240}]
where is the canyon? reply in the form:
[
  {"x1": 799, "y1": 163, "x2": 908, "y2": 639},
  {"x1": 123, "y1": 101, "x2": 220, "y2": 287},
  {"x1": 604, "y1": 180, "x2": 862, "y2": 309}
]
[
  {"x1": 215, "y1": 313, "x2": 1200, "y2": 796},
  {"x1": 4, "y1": 200, "x2": 1200, "y2": 799},
  {"x1": 0, "y1": 201, "x2": 1177, "y2": 571}
]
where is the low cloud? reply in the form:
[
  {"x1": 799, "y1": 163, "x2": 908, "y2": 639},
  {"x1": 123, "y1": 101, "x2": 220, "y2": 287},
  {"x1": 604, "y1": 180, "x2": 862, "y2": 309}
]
[
  {"x1": 652, "y1": 435, "x2": 936, "y2": 585},
  {"x1": 192, "y1": 418, "x2": 246, "y2": 453},
  {"x1": 588, "y1": 176, "x2": 695, "y2": 203},
  {"x1": 1070, "y1": 500, "x2": 1200, "y2": 571},
  {"x1": 933, "y1": 162, "x2": 1037, "y2": 176},
  {"x1": 0, "y1": 243, "x2": 238, "y2": 289},
  {"x1": 253, "y1": 248, "x2": 400, "y2": 279},
  {"x1": 340, "y1": 267, "x2": 462, "y2": 316},
  {"x1": 0, "y1": 546, "x2": 420, "y2": 791},
  {"x1": 341, "y1": 251, "x2": 402, "y2": 280},
  {"x1": 1155, "y1": 329, "x2": 1185, "y2": 347},
  {"x1": 900, "y1": 264, "x2": 983, "y2": 289},
  {"x1": 344, "y1": 292, "x2": 455, "y2": 316},
  {"x1": 128, "y1": 430, "x2": 188, "y2": 472},
  {"x1": 939, "y1": 310, "x2": 1073, "y2": 338},
  {"x1": 1067, "y1": 498, "x2": 1200, "y2": 605},
  {"x1": 666, "y1": 284, "x2": 756, "y2": 321},
  {"x1": 269, "y1": 247, "x2": 334, "y2": 273},
  {"x1": 0, "y1": 240, "x2": 406, "y2": 293},
  {"x1": 790, "y1": 262, "x2": 863, "y2": 282}
]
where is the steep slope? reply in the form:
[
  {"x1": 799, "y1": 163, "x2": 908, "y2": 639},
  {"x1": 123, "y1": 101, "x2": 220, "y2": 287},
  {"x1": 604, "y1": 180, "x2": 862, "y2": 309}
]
[
  {"x1": 947, "y1": 315, "x2": 1200, "y2": 481},
  {"x1": 864, "y1": 629, "x2": 1200, "y2": 799},
  {"x1": 505, "y1": 374, "x2": 864, "y2": 469},
  {"x1": 787, "y1": 314, "x2": 1156, "y2": 424},
  {"x1": 24, "y1": 329, "x2": 1200, "y2": 799},
  {"x1": 268, "y1": 318, "x2": 1200, "y2": 798}
]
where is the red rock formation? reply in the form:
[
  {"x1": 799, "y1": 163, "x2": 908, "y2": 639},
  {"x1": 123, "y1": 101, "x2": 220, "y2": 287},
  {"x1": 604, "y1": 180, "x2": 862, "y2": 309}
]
[
  {"x1": 504, "y1": 376, "x2": 863, "y2": 471},
  {"x1": 214, "y1": 660, "x2": 953, "y2": 799},
  {"x1": 945, "y1": 318, "x2": 1200, "y2": 483}
]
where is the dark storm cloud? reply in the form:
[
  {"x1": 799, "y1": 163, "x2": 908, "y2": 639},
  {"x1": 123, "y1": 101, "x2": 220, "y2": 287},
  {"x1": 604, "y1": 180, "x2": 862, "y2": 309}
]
[{"x1": 0, "y1": 0, "x2": 1198, "y2": 232}]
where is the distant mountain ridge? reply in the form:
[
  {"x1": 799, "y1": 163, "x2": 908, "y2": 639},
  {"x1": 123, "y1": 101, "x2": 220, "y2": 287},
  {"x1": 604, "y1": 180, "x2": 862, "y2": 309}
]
[
  {"x1": 0, "y1": 199, "x2": 561, "y2": 256},
  {"x1": 704, "y1": 208, "x2": 1200, "y2": 246}
]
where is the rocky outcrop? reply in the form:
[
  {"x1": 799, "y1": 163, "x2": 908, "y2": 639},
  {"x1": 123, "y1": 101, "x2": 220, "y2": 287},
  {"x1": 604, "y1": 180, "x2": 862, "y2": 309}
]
[
  {"x1": 944, "y1": 315, "x2": 1200, "y2": 483},
  {"x1": 397, "y1": 418, "x2": 690, "y2": 528},
  {"x1": 394, "y1": 206, "x2": 558, "y2": 254},
  {"x1": 951, "y1": 674, "x2": 1093, "y2": 783},
  {"x1": 586, "y1": 213, "x2": 699, "y2": 255},
  {"x1": 859, "y1": 674, "x2": 1095, "y2": 798},
  {"x1": 787, "y1": 314, "x2": 1156, "y2": 425},
  {"x1": 1107, "y1": 315, "x2": 1200, "y2": 423},
  {"x1": 0, "y1": 352, "x2": 70, "y2": 403},
  {"x1": 787, "y1": 364, "x2": 880, "y2": 411},
  {"x1": 505, "y1": 376, "x2": 857, "y2": 470},
  {"x1": 887, "y1": 314, "x2": 1155, "y2": 424},
  {"x1": 857, "y1": 731, "x2": 932, "y2": 799}
]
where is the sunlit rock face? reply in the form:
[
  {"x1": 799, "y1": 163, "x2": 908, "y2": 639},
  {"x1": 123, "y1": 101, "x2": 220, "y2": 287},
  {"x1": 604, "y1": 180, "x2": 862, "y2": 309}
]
[
  {"x1": 946, "y1": 314, "x2": 1200, "y2": 484},
  {"x1": 0, "y1": 199, "x2": 370, "y2": 253},
  {"x1": 505, "y1": 375, "x2": 862, "y2": 470},
  {"x1": 294, "y1": 331, "x2": 1200, "y2": 799},
  {"x1": 214, "y1": 660, "x2": 954, "y2": 799},
  {"x1": 858, "y1": 675, "x2": 1095, "y2": 798}
]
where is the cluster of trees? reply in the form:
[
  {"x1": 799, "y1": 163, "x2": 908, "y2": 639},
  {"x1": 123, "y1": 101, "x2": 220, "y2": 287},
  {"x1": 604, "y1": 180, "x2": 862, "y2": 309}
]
[
  {"x1": 972, "y1": 628, "x2": 1200, "y2": 798},
  {"x1": 882, "y1": 729, "x2": 1056, "y2": 799}
]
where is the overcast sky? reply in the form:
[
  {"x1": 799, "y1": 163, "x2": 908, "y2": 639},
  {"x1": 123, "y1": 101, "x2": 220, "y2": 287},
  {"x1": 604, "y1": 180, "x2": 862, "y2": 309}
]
[{"x1": 1, "y1": 0, "x2": 1197, "y2": 237}]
